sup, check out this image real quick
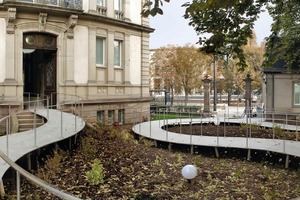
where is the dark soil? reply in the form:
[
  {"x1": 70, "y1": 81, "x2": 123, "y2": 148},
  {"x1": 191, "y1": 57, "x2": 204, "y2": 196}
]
[
  {"x1": 3, "y1": 125, "x2": 300, "y2": 200},
  {"x1": 165, "y1": 123, "x2": 299, "y2": 141}
]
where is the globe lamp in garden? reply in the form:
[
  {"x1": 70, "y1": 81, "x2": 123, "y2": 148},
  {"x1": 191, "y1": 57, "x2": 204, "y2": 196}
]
[{"x1": 181, "y1": 165, "x2": 197, "y2": 181}]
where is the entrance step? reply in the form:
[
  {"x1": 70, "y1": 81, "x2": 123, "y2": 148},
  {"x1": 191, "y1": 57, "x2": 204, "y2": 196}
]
[{"x1": 16, "y1": 112, "x2": 45, "y2": 132}]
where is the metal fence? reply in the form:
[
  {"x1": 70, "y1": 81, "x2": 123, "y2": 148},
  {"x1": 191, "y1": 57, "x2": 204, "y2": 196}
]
[{"x1": 134, "y1": 105, "x2": 300, "y2": 141}]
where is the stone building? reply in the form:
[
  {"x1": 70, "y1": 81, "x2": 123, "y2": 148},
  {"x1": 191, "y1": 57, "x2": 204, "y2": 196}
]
[
  {"x1": 0, "y1": 0, "x2": 153, "y2": 124},
  {"x1": 263, "y1": 60, "x2": 300, "y2": 114}
]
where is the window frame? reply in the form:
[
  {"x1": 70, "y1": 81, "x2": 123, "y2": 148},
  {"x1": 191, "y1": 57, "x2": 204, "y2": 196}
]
[
  {"x1": 114, "y1": 40, "x2": 122, "y2": 68},
  {"x1": 114, "y1": 0, "x2": 123, "y2": 11},
  {"x1": 108, "y1": 110, "x2": 114, "y2": 125},
  {"x1": 97, "y1": 0, "x2": 105, "y2": 7},
  {"x1": 293, "y1": 82, "x2": 300, "y2": 106},
  {"x1": 118, "y1": 109, "x2": 124, "y2": 124},
  {"x1": 96, "y1": 37, "x2": 106, "y2": 67},
  {"x1": 97, "y1": 110, "x2": 105, "y2": 125}
]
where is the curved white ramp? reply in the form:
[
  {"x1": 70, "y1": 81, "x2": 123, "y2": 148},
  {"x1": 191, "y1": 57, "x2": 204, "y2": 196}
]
[
  {"x1": 133, "y1": 118, "x2": 300, "y2": 158},
  {"x1": 0, "y1": 109, "x2": 85, "y2": 180}
]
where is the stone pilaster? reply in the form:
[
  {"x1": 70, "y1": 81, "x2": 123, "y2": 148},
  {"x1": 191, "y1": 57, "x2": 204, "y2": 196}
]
[
  {"x1": 88, "y1": 27, "x2": 96, "y2": 83},
  {"x1": 124, "y1": 33, "x2": 130, "y2": 84},
  {"x1": 107, "y1": 30, "x2": 114, "y2": 84}
]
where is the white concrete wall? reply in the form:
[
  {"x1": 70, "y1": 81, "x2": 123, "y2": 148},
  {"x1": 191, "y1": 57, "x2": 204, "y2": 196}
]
[
  {"x1": 0, "y1": 19, "x2": 5, "y2": 82},
  {"x1": 130, "y1": 35, "x2": 141, "y2": 85},
  {"x1": 74, "y1": 26, "x2": 89, "y2": 84},
  {"x1": 130, "y1": 1, "x2": 142, "y2": 25}
]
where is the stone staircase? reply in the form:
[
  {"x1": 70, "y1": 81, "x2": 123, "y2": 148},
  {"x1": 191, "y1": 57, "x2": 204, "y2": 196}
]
[{"x1": 16, "y1": 112, "x2": 45, "y2": 132}]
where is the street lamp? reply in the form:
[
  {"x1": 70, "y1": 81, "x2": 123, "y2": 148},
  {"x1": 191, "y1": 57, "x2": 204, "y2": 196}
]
[
  {"x1": 213, "y1": 54, "x2": 217, "y2": 111},
  {"x1": 219, "y1": 74, "x2": 224, "y2": 103}
]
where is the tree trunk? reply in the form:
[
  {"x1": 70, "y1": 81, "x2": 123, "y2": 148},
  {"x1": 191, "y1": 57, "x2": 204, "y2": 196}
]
[{"x1": 227, "y1": 93, "x2": 232, "y2": 106}]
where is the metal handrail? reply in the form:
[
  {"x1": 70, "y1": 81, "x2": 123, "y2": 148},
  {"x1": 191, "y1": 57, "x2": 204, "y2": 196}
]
[
  {"x1": 0, "y1": 150, "x2": 81, "y2": 200},
  {"x1": 0, "y1": 92, "x2": 84, "y2": 199}
]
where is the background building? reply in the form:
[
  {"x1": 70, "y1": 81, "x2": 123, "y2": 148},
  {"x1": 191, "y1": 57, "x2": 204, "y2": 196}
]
[
  {"x1": 263, "y1": 60, "x2": 300, "y2": 114},
  {"x1": 0, "y1": 0, "x2": 153, "y2": 124}
]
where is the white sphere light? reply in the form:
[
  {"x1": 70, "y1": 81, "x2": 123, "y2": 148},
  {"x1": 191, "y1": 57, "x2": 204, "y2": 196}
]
[
  {"x1": 181, "y1": 165, "x2": 197, "y2": 180},
  {"x1": 214, "y1": 117, "x2": 220, "y2": 126}
]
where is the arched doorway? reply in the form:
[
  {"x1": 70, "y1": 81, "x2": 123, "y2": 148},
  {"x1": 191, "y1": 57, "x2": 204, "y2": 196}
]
[{"x1": 23, "y1": 33, "x2": 57, "y2": 107}]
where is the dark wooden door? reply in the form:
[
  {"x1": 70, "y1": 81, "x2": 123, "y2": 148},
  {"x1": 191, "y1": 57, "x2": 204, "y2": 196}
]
[{"x1": 44, "y1": 53, "x2": 57, "y2": 106}]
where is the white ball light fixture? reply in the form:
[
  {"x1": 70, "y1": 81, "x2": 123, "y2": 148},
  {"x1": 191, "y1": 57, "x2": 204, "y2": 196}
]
[{"x1": 181, "y1": 164, "x2": 197, "y2": 180}]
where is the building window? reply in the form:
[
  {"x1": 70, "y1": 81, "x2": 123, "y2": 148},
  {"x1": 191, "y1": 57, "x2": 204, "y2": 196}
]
[
  {"x1": 114, "y1": 0, "x2": 122, "y2": 11},
  {"x1": 97, "y1": 111, "x2": 104, "y2": 125},
  {"x1": 97, "y1": 0, "x2": 105, "y2": 6},
  {"x1": 114, "y1": 40, "x2": 122, "y2": 67},
  {"x1": 96, "y1": 37, "x2": 105, "y2": 66},
  {"x1": 108, "y1": 110, "x2": 114, "y2": 125},
  {"x1": 118, "y1": 109, "x2": 124, "y2": 124},
  {"x1": 114, "y1": 0, "x2": 124, "y2": 19},
  {"x1": 294, "y1": 83, "x2": 300, "y2": 106}
]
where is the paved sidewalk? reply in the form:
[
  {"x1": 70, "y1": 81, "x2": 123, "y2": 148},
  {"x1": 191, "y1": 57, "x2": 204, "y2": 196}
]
[{"x1": 0, "y1": 109, "x2": 85, "y2": 180}]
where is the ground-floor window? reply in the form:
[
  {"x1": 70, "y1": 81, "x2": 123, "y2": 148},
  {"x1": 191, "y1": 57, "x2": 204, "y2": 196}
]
[
  {"x1": 108, "y1": 110, "x2": 114, "y2": 125},
  {"x1": 97, "y1": 109, "x2": 126, "y2": 125},
  {"x1": 118, "y1": 109, "x2": 124, "y2": 124},
  {"x1": 294, "y1": 83, "x2": 300, "y2": 106},
  {"x1": 97, "y1": 110, "x2": 104, "y2": 125}
]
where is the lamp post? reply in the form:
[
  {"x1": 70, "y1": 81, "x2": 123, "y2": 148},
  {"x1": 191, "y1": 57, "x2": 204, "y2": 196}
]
[
  {"x1": 244, "y1": 74, "x2": 253, "y2": 117},
  {"x1": 213, "y1": 54, "x2": 217, "y2": 111},
  {"x1": 219, "y1": 74, "x2": 224, "y2": 103},
  {"x1": 202, "y1": 74, "x2": 211, "y2": 116}
]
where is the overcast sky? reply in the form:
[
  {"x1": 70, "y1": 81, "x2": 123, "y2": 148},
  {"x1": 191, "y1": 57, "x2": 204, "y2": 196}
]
[{"x1": 149, "y1": 1, "x2": 273, "y2": 49}]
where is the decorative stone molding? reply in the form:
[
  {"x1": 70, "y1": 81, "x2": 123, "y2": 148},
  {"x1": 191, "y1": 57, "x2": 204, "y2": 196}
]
[
  {"x1": 96, "y1": 6, "x2": 107, "y2": 16},
  {"x1": 67, "y1": 15, "x2": 78, "y2": 39},
  {"x1": 97, "y1": 87, "x2": 107, "y2": 95},
  {"x1": 6, "y1": 8, "x2": 16, "y2": 34},
  {"x1": 39, "y1": 13, "x2": 47, "y2": 31},
  {"x1": 116, "y1": 87, "x2": 124, "y2": 94}
]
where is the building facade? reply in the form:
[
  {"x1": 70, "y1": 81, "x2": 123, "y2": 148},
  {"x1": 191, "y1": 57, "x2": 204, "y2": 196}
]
[
  {"x1": 0, "y1": 0, "x2": 153, "y2": 124},
  {"x1": 263, "y1": 60, "x2": 300, "y2": 114}
]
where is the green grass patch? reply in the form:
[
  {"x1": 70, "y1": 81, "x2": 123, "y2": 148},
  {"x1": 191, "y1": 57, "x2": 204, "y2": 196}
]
[{"x1": 151, "y1": 113, "x2": 197, "y2": 120}]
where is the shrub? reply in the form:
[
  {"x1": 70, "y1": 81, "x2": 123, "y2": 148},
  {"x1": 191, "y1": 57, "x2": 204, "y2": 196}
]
[
  {"x1": 36, "y1": 149, "x2": 66, "y2": 182},
  {"x1": 251, "y1": 123, "x2": 262, "y2": 131},
  {"x1": 139, "y1": 136, "x2": 155, "y2": 147},
  {"x1": 86, "y1": 159, "x2": 104, "y2": 185},
  {"x1": 273, "y1": 125, "x2": 283, "y2": 138},
  {"x1": 80, "y1": 137, "x2": 97, "y2": 156}
]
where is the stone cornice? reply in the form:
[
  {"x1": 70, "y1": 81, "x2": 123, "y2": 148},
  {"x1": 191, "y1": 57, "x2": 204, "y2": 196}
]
[
  {"x1": 80, "y1": 13, "x2": 154, "y2": 33},
  {"x1": 2, "y1": 3, "x2": 154, "y2": 34}
]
